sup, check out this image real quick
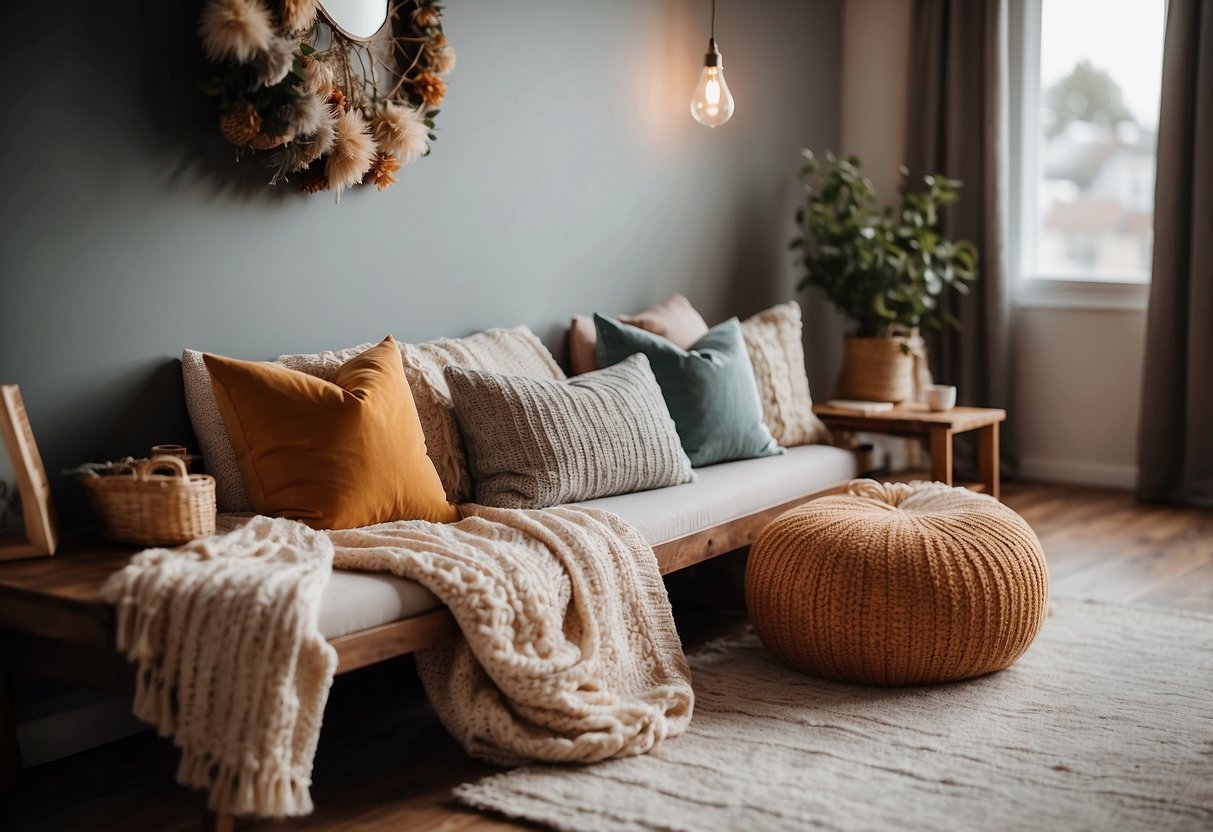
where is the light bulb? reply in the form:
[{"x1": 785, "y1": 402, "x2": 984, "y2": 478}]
[{"x1": 690, "y1": 39, "x2": 734, "y2": 128}]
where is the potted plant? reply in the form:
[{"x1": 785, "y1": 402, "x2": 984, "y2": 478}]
[{"x1": 791, "y1": 150, "x2": 978, "y2": 402}]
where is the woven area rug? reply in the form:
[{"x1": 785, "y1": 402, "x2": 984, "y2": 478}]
[{"x1": 456, "y1": 598, "x2": 1213, "y2": 831}]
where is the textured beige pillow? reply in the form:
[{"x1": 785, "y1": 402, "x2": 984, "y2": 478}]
[
  {"x1": 446, "y1": 354, "x2": 694, "y2": 509},
  {"x1": 183, "y1": 343, "x2": 376, "y2": 512},
  {"x1": 276, "y1": 343, "x2": 376, "y2": 379},
  {"x1": 740, "y1": 302, "x2": 830, "y2": 447},
  {"x1": 401, "y1": 326, "x2": 565, "y2": 503},
  {"x1": 567, "y1": 293, "x2": 710, "y2": 375}
]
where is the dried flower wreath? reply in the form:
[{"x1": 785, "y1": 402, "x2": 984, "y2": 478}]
[{"x1": 198, "y1": 0, "x2": 452, "y2": 197}]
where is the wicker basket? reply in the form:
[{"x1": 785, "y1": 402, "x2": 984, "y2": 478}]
[
  {"x1": 836, "y1": 336, "x2": 914, "y2": 403},
  {"x1": 82, "y1": 456, "x2": 216, "y2": 547}
]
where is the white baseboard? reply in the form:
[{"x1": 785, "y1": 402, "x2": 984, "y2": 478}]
[{"x1": 1018, "y1": 457, "x2": 1138, "y2": 490}]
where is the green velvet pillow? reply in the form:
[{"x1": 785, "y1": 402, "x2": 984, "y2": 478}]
[{"x1": 594, "y1": 314, "x2": 782, "y2": 467}]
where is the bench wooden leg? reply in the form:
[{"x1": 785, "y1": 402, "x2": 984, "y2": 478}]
[{"x1": 0, "y1": 662, "x2": 21, "y2": 793}]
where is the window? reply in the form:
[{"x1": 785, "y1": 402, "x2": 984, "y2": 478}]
[{"x1": 1012, "y1": 0, "x2": 1166, "y2": 290}]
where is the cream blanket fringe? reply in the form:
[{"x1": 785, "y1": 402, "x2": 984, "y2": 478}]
[{"x1": 102, "y1": 505, "x2": 693, "y2": 817}]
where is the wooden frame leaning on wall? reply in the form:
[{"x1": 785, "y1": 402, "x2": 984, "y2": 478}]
[{"x1": 0, "y1": 385, "x2": 58, "y2": 561}]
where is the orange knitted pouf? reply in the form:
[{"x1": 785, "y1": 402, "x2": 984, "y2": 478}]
[{"x1": 746, "y1": 479, "x2": 1049, "y2": 686}]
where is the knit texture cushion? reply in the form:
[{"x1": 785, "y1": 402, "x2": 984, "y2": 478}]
[
  {"x1": 401, "y1": 326, "x2": 565, "y2": 503},
  {"x1": 204, "y1": 337, "x2": 458, "y2": 530},
  {"x1": 740, "y1": 301, "x2": 830, "y2": 447},
  {"x1": 746, "y1": 480, "x2": 1049, "y2": 686},
  {"x1": 445, "y1": 354, "x2": 694, "y2": 509},
  {"x1": 183, "y1": 347, "x2": 247, "y2": 512},
  {"x1": 594, "y1": 314, "x2": 781, "y2": 467},
  {"x1": 567, "y1": 294, "x2": 710, "y2": 376},
  {"x1": 275, "y1": 343, "x2": 377, "y2": 379}
]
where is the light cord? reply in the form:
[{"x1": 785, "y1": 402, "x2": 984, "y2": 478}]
[{"x1": 711, "y1": 0, "x2": 716, "y2": 41}]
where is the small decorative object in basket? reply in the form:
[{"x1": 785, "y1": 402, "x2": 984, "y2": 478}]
[{"x1": 79, "y1": 456, "x2": 216, "y2": 547}]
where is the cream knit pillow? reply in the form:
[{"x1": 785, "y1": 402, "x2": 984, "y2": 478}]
[
  {"x1": 446, "y1": 354, "x2": 694, "y2": 509},
  {"x1": 740, "y1": 302, "x2": 830, "y2": 446},
  {"x1": 275, "y1": 343, "x2": 377, "y2": 379},
  {"x1": 401, "y1": 326, "x2": 565, "y2": 503}
]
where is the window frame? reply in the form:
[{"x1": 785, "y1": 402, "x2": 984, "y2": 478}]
[{"x1": 1007, "y1": 0, "x2": 1153, "y2": 311}]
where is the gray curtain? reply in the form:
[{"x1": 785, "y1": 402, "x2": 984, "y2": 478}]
[
  {"x1": 905, "y1": 0, "x2": 1014, "y2": 475},
  {"x1": 1137, "y1": 0, "x2": 1213, "y2": 506}
]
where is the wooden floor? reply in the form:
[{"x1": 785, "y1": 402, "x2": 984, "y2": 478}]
[{"x1": 3, "y1": 481, "x2": 1210, "y2": 831}]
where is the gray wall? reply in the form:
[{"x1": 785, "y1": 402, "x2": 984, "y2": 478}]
[{"x1": 0, "y1": 0, "x2": 842, "y2": 529}]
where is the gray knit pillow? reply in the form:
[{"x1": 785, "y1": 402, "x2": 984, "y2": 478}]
[{"x1": 445, "y1": 353, "x2": 695, "y2": 509}]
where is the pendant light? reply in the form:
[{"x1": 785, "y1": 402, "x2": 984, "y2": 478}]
[{"x1": 689, "y1": 0, "x2": 735, "y2": 128}]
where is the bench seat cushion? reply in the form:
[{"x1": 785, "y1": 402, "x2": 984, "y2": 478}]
[{"x1": 317, "y1": 444, "x2": 856, "y2": 639}]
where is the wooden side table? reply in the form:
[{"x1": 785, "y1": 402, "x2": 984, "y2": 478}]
[{"x1": 812, "y1": 403, "x2": 1007, "y2": 499}]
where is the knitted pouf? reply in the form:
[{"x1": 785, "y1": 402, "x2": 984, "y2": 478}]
[{"x1": 745, "y1": 479, "x2": 1049, "y2": 686}]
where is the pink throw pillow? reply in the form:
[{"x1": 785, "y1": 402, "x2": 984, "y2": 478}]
[{"x1": 567, "y1": 294, "x2": 710, "y2": 375}]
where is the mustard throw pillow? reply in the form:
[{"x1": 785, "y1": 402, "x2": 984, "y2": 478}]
[{"x1": 204, "y1": 337, "x2": 458, "y2": 530}]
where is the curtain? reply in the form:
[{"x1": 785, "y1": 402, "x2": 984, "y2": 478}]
[
  {"x1": 1137, "y1": 0, "x2": 1213, "y2": 507},
  {"x1": 905, "y1": 0, "x2": 1014, "y2": 475}
]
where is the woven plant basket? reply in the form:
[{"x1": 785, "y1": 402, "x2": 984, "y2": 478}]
[
  {"x1": 82, "y1": 456, "x2": 216, "y2": 547},
  {"x1": 836, "y1": 336, "x2": 914, "y2": 403}
]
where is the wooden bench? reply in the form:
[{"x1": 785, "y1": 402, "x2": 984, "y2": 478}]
[{"x1": 0, "y1": 479, "x2": 851, "y2": 801}]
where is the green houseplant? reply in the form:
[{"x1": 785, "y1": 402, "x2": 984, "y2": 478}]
[{"x1": 792, "y1": 150, "x2": 978, "y2": 402}]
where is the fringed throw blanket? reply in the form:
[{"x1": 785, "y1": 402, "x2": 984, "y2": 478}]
[
  {"x1": 101, "y1": 505, "x2": 693, "y2": 817},
  {"x1": 102, "y1": 517, "x2": 336, "y2": 816}
]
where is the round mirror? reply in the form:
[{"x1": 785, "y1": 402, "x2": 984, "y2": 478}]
[{"x1": 317, "y1": 0, "x2": 390, "y2": 41}]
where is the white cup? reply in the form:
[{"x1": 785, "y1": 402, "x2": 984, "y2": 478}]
[{"x1": 924, "y1": 384, "x2": 957, "y2": 412}]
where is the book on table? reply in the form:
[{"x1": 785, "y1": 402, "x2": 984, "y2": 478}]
[{"x1": 823, "y1": 399, "x2": 895, "y2": 414}]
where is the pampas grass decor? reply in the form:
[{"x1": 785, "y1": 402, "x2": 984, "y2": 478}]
[
  {"x1": 199, "y1": 0, "x2": 451, "y2": 194},
  {"x1": 252, "y1": 36, "x2": 297, "y2": 88},
  {"x1": 281, "y1": 0, "x2": 319, "y2": 34},
  {"x1": 293, "y1": 104, "x2": 338, "y2": 170},
  {"x1": 413, "y1": 6, "x2": 440, "y2": 28},
  {"x1": 429, "y1": 44, "x2": 457, "y2": 77},
  {"x1": 374, "y1": 103, "x2": 430, "y2": 166},
  {"x1": 278, "y1": 92, "x2": 326, "y2": 143},
  {"x1": 199, "y1": 0, "x2": 274, "y2": 65},
  {"x1": 301, "y1": 55, "x2": 333, "y2": 97},
  {"x1": 326, "y1": 110, "x2": 377, "y2": 200}
]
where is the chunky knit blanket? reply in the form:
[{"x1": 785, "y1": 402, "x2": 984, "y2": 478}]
[{"x1": 101, "y1": 505, "x2": 693, "y2": 817}]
